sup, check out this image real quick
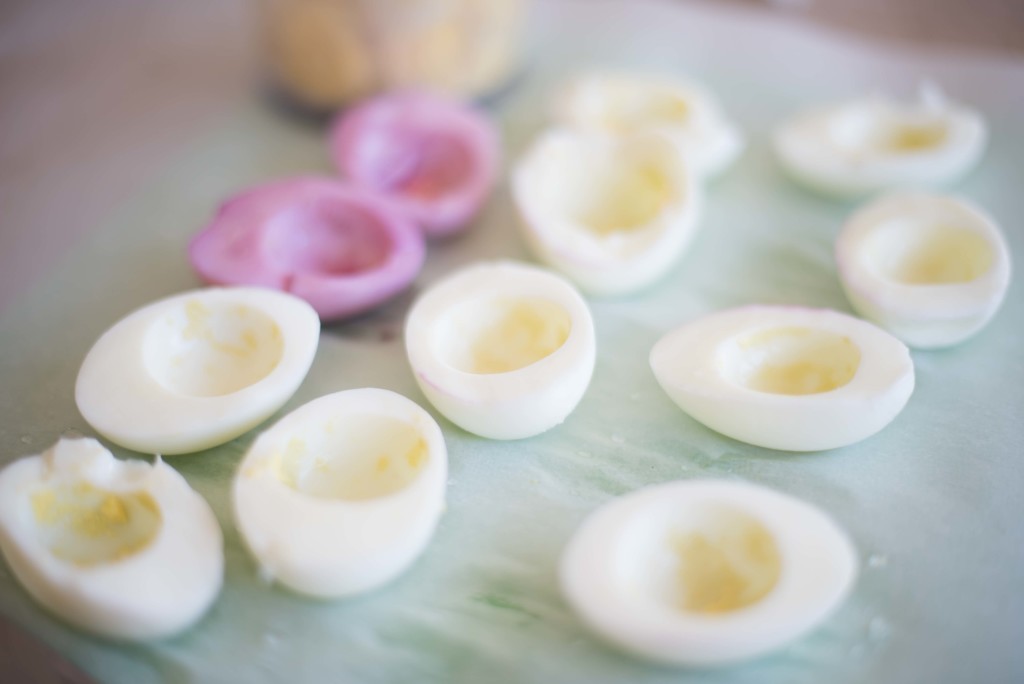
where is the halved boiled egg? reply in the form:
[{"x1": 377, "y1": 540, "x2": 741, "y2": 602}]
[
  {"x1": 233, "y1": 388, "x2": 447, "y2": 598},
  {"x1": 76, "y1": 287, "x2": 319, "y2": 455},
  {"x1": 555, "y1": 71, "x2": 744, "y2": 178},
  {"x1": 512, "y1": 129, "x2": 701, "y2": 296},
  {"x1": 650, "y1": 305, "x2": 914, "y2": 451},
  {"x1": 774, "y1": 85, "x2": 986, "y2": 198},
  {"x1": 405, "y1": 260, "x2": 595, "y2": 439},
  {"x1": 836, "y1": 192, "x2": 1011, "y2": 349},
  {"x1": 330, "y1": 91, "x2": 499, "y2": 237},
  {"x1": 189, "y1": 177, "x2": 426, "y2": 321},
  {"x1": 561, "y1": 479, "x2": 857, "y2": 666},
  {"x1": 0, "y1": 438, "x2": 223, "y2": 640}
]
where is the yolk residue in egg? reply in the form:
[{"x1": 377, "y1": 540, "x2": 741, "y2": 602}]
[
  {"x1": 602, "y1": 91, "x2": 691, "y2": 133},
  {"x1": 883, "y1": 123, "x2": 948, "y2": 153},
  {"x1": 30, "y1": 483, "x2": 162, "y2": 567},
  {"x1": 580, "y1": 165, "x2": 672, "y2": 236},
  {"x1": 869, "y1": 223, "x2": 994, "y2": 286},
  {"x1": 671, "y1": 516, "x2": 781, "y2": 614},
  {"x1": 273, "y1": 418, "x2": 429, "y2": 502},
  {"x1": 145, "y1": 298, "x2": 284, "y2": 398},
  {"x1": 729, "y1": 327, "x2": 861, "y2": 395},
  {"x1": 183, "y1": 299, "x2": 284, "y2": 361},
  {"x1": 468, "y1": 299, "x2": 571, "y2": 374}
]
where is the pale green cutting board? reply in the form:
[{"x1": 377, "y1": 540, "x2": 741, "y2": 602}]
[{"x1": 1, "y1": 1, "x2": 1022, "y2": 682}]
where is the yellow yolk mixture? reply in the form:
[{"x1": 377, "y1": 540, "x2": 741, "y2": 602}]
[{"x1": 31, "y1": 483, "x2": 161, "y2": 566}]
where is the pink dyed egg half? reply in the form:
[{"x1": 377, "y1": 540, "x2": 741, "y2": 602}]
[
  {"x1": 189, "y1": 177, "x2": 425, "y2": 321},
  {"x1": 330, "y1": 91, "x2": 500, "y2": 237}
]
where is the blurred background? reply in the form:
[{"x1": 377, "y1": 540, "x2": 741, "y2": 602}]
[{"x1": 1, "y1": 0, "x2": 1022, "y2": 313}]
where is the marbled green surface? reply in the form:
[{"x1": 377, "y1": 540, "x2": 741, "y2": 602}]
[{"x1": 1, "y1": 1, "x2": 1022, "y2": 682}]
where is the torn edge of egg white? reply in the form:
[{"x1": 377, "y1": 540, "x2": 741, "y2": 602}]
[{"x1": 0, "y1": 437, "x2": 224, "y2": 641}]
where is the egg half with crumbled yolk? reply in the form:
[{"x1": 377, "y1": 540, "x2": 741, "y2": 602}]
[{"x1": 0, "y1": 438, "x2": 223, "y2": 640}]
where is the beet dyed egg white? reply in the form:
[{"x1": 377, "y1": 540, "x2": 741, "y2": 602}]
[
  {"x1": 837, "y1": 192, "x2": 1011, "y2": 349},
  {"x1": 650, "y1": 306, "x2": 914, "y2": 451},
  {"x1": 233, "y1": 389, "x2": 446, "y2": 598},
  {"x1": 561, "y1": 479, "x2": 857, "y2": 667},
  {"x1": 555, "y1": 71, "x2": 744, "y2": 178},
  {"x1": 76, "y1": 287, "x2": 319, "y2": 455},
  {"x1": 0, "y1": 438, "x2": 222, "y2": 640},
  {"x1": 405, "y1": 261, "x2": 595, "y2": 439},
  {"x1": 330, "y1": 91, "x2": 499, "y2": 237},
  {"x1": 513, "y1": 129, "x2": 701, "y2": 295},
  {"x1": 189, "y1": 177, "x2": 425, "y2": 321},
  {"x1": 774, "y1": 85, "x2": 986, "y2": 198}
]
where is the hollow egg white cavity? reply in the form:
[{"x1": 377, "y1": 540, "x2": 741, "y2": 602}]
[
  {"x1": 774, "y1": 84, "x2": 986, "y2": 198},
  {"x1": 76, "y1": 287, "x2": 320, "y2": 455},
  {"x1": 0, "y1": 438, "x2": 223, "y2": 640},
  {"x1": 233, "y1": 388, "x2": 447, "y2": 598},
  {"x1": 405, "y1": 260, "x2": 596, "y2": 439},
  {"x1": 837, "y1": 192, "x2": 1011, "y2": 349},
  {"x1": 513, "y1": 129, "x2": 701, "y2": 295},
  {"x1": 561, "y1": 479, "x2": 857, "y2": 667},
  {"x1": 555, "y1": 71, "x2": 744, "y2": 178},
  {"x1": 650, "y1": 305, "x2": 914, "y2": 451}
]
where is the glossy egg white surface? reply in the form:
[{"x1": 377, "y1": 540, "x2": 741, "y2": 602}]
[
  {"x1": 555, "y1": 71, "x2": 744, "y2": 178},
  {"x1": 561, "y1": 479, "x2": 858, "y2": 667},
  {"x1": 0, "y1": 438, "x2": 223, "y2": 640},
  {"x1": 774, "y1": 85, "x2": 986, "y2": 198},
  {"x1": 512, "y1": 129, "x2": 701, "y2": 296},
  {"x1": 75, "y1": 287, "x2": 320, "y2": 455},
  {"x1": 650, "y1": 305, "x2": 914, "y2": 451},
  {"x1": 837, "y1": 192, "x2": 1011, "y2": 349},
  {"x1": 233, "y1": 388, "x2": 447, "y2": 598},
  {"x1": 405, "y1": 260, "x2": 596, "y2": 440}
]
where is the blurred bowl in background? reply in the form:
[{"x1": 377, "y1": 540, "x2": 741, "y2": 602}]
[{"x1": 262, "y1": 0, "x2": 527, "y2": 110}]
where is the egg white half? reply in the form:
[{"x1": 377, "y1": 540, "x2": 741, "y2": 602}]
[
  {"x1": 555, "y1": 71, "x2": 744, "y2": 178},
  {"x1": 0, "y1": 438, "x2": 223, "y2": 640},
  {"x1": 561, "y1": 479, "x2": 858, "y2": 666},
  {"x1": 837, "y1": 192, "x2": 1011, "y2": 349},
  {"x1": 76, "y1": 287, "x2": 320, "y2": 455},
  {"x1": 650, "y1": 305, "x2": 914, "y2": 451},
  {"x1": 405, "y1": 260, "x2": 596, "y2": 439},
  {"x1": 774, "y1": 85, "x2": 986, "y2": 198},
  {"x1": 233, "y1": 388, "x2": 447, "y2": 598},
  {"x1": 513, "y1": 129, "x2": 701, "y2": 296}
]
